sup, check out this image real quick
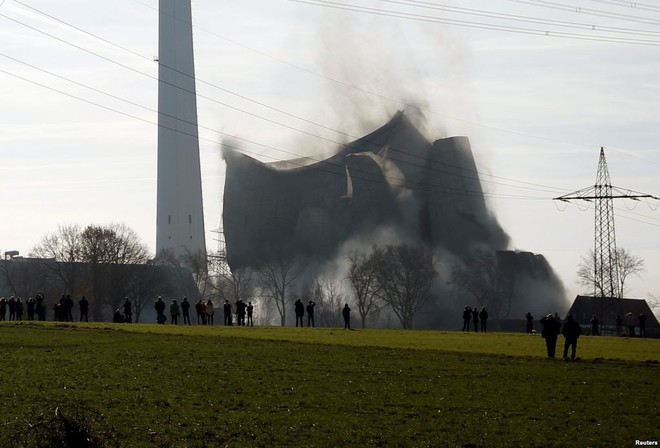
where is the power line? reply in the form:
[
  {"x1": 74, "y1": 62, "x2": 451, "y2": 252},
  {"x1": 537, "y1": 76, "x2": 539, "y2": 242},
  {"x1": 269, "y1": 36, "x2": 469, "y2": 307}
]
[
  {"x1": 1, "y1": 62, "x2": 565, "y2": 204},
  {"x1": 0, "y1": 5, "x2": 573, "y2": 195},
  {"x1": 3, "y1": 2, "x2": 656, "y2": 193},
  {"x1": 132, "y1": 0, "x2": 656, "y2": 158},
  {"x1": 290, "y1": 0, "x2": 660, "y2": 45},
  {"x1": 586, "y1": 0, "x2": 660, "y2": 14},
  {"x1": 378, "y1": 0, "x2": 660, "y2": 37},
  {"x1": 505, "y1": 0, "x2": 660, "y2": 26}
]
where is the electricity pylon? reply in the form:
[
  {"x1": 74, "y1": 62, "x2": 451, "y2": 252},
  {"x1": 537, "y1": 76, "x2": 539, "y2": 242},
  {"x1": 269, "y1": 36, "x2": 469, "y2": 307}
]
[{"x1": 554, "y1": 147, "x2": 658, "y2": 298}]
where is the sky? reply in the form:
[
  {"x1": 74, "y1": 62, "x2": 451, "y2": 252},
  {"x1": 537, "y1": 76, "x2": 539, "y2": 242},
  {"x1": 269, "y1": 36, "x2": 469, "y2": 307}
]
[{"x1": 0, "y1": 0, "x2": 658, "y2": 308}]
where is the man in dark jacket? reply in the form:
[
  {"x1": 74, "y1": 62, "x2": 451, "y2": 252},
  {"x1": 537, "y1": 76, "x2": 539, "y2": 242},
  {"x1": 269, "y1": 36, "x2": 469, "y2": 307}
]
[
  {"x1": 155, "y1": 296, "x2": 166, "y2": 324},
  {"x1": 342, "y1": 303, "x2": 351, "y2": 330},
  {"x1": 294, "y1": 299, "x2": 305, "y2": 327},
  {"x1": 562, "y1": 314, "x2": 582, "y2": 360},
  {"x1": 540, "y1": 314, "x2": 561, "y2": 358}
]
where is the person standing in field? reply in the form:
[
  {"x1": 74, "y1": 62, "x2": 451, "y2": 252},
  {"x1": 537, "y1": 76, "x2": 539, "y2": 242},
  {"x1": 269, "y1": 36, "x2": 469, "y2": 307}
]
[
  {"x1": 462, "y1": 306, "x2": 471, "y2": 332},
  {"x1": 123, "y1": 298, "x2": 133, "y2": 323},
  {"x1": 15, "y1": 298, "x2": 23, "y2": 321},
  {"x1": 236, "y1": 300, "x2": 246, "y2": 326},
  {"x1": 206, "y1": 300, "x2": 214, "y2": 325},
  {"x1": 36, "y1": 293, "x2": 46, "y2": 321},
  {"x1": 155, "y1": 296, "x2": 166, "y2": 324},
  {"x1": 540, "y1": 314, "x2": 561, "y2": 358},
  {"x1": 294, "y1": 299, "x2": 305, "y2": 327},
  {"x1": 590, "y1": 315, "x2": 599, "y2": 336},
  {"x1": 26, "y1": 297, "x2": 36, "y2": 321},
  {"x1": 342, "y1": 303, "x2": 351, "y2": 330},
  {"x1": 0, "y1": 297, "x2": 6, "y2": 321},
  {"x1": 562, "y1": 314, "x2": 582, "y2": 360},
  {"x1": 638, "y1": 313, "x2": 646, "y2": 338},
  {"x1": 472, "y1": 307, "x2": 479, "y2": 332},
  {"x1": 306, "y1": 301, "x2": 316, "y2": 328},
  {"x1": 615, "y1": 315, "x2": 623, "y2": 336},
  {"x1": 64, "y1": 294, "x2": 74, "y2": 322},
  {"x1": 170, "y1": 299, "x2": 180, "y2": 325},
  {"x1": 625, "y1": 312, "x2": 635, "y2": 337},
  {"x1": 200, "y1": 301, "x2": 208, "y2": 325},
  {"x1": 525, "y1": 312, "x2": 534, "y2": 334},
  {"x1": 223, "y1": 300, "x2": 231, "y2": 326},
  {"x1": 8, "y1": 296, "x2": 17, "y2": 321},
  {"x1": 181, "y1": 297, "x2": 191, "y2": 325},
  {"x1": 247, "y1": 302, "x2": 254, "y2": 326},
  {"x1": 79, "y1": 296, "x2": 89, "y2": 322},
  {"x1": 479, "y1": 307, "x2": 488, "y2": 332}
]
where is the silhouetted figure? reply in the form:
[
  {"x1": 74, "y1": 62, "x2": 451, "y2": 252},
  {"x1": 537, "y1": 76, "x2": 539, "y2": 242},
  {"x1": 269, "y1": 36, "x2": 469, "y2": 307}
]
[
  {"x1": 615, "y1": 315, "x2": 623, "y2": 336},
  {"x1": 625, "y1": 312, "x2": 635, "y2": 337},
  {"x1": 113, "y1": 309, "x2": 124, "y2": 323},
  {"x1": 472, "y1": 307, "x2": 479, "y2": 332},
  {"x1": 79, "y1": 296, "x2": 89, "y2": 322},
  {"x1": 170, "y1": 299, "x2": 180, "y2": 325},
  {"x1": 8, "y1": 296, "x2": 16, "y2": 321},
  {"x1": 590, "y1": 315, "x2": 599, "y2": 336},
  {"x1": 247, "y1": 302, "x2": 254, "y2": 326},
  {"x1": 200, "y1": 301, "x2": 208, "y2": 325},
  {"x1": 307, "y1": 301, "x2": 316, "y2": 328},
  {"x1": 64, "y1": 294, "x2": 74, "y2": 322},
  {"x1": 223, "y1": 300, "x2": 232, "y2": 326},
  {"x1": 342, "y1": 303, "x2": 351, "y2": 330},
  {"x1": 36, "y1": 293, "x2": 46, "y2": 321},
  {"x1": 479, "y1": 307, "x2": 488, "y2": 332},
  {"x1": 294, "y1": 299, "x2": 305, "y2": 327},
  {"x1": 26, "y1": 298, "x2": 36, "y2": 321},
  {"x1": 0, "y1": 297, "x2": 6, "y2": 321},
  {"x1": 462, "y1": 306, "x2": 471, "y2": 332},
  {"x1": 53, "y1": 302, "x2": 61, "y2": 321},
  {"x1": 638, "y1": 313, "x2": 647, "y2": 338},
  {"x1": 562, "y1": 314, "x2": 582, "y2": 360},
  {"x1": 181, "y1": 297, "x2": 191, "y2": 325},
  {"x1": 195, "y1": 300, "x2": 203, "y2": 324},
  {"x1": 15, "y1": 298, "x2": 23, "y2": 321},
  {"x1": 540, "y1": 314, "x2": 561, "y2": 358},
  {"x1": 236, "y1": 300, "x2": 246, "y2": 326},
  {"x1": 525, "y1": 312, "x2": 534, "y2": 334},
  {"x1": 155, "y1": 296, "x2": 166, "y2": 324},
  {"x1": 123, "y1": 298, "x2": 133, "y2": 323},
  {"x1": 206, "y1": 300, "x2": 214, "y2": 325}
]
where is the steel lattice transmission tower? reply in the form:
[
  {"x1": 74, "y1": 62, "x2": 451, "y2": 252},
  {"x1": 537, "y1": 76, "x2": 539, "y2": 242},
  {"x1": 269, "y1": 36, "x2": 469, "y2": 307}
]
[{"x1": 555, "y1": 147, "x2": 658, "y2": 298}]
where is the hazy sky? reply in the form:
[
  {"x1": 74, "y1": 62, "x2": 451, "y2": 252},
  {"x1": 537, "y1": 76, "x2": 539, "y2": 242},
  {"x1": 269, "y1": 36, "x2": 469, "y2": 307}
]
[{"x1": 1, "y1": 0, "x2": 658, "y2": 305}]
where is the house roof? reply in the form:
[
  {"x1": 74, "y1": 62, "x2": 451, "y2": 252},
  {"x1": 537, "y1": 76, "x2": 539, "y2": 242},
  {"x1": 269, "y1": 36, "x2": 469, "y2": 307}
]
[{"x1": 567, "y1": 295, "x2": 659, "y2": 328}]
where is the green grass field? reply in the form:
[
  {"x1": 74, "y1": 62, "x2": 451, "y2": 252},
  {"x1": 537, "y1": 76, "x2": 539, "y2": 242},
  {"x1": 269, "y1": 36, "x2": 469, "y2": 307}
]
[{"x1": 0, "y1": 322, "x2": 657, "y2": 447}]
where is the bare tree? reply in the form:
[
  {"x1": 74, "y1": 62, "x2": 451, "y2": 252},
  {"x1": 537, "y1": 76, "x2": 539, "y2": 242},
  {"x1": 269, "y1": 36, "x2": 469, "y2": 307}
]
[
  {"x1": 30, "y1": 224, "x2": 83, "y2": 296},
  {"x1": 257, "y1": 255, "x2": 301, "y2": 327},
  {"x1": 373, "y1": 244, "x2": 436, "y2": 329},
  {"x1": 312, "y1": 276, "x2": 345, "y2": 327},
  {"x1": 179, "y1": 247, "x2": 210, "y2": 299},
  {"x1": 648, "y1": 294, "x2": 659, "y2": 320},
  {"x1": 346, "y1": 248, "x2": 383, "y2": 328},
  {"x1": 79, "y1": 223, "x2": 151, "y2": 318},
  {"x1": 207, "y1": 250, "x2": 254, "y2": 304},
  {"x1": 450, "y1": 249, "x2": 514, "y2": 320},
  {"x1": 577, "y1": 248, "x2": 645, "y2": 298}
]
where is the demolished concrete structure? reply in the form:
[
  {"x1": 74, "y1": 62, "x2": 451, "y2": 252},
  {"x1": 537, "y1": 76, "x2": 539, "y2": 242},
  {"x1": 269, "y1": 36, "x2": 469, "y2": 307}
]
[{"x1": 222, "y1": 111, "x2": 565, "y2": 324}]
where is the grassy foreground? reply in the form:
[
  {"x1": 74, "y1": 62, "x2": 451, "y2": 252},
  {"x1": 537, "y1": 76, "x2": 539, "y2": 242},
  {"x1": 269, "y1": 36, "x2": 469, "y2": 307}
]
[{"x1": 0, "y1": 322, "x2": 657, "y2": 448}]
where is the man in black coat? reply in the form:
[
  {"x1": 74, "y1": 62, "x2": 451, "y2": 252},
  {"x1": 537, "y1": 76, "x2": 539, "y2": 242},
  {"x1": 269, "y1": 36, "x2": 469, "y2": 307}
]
[
  {"x1": 540, "y1": 314, "x2": 561, "y2": 358},
  {"x1": 294, "y1": 299, "x2": 305, "y2": 327},
  {"x1": 562, "y1": 314, "x2": 582, "y2": 360}
]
